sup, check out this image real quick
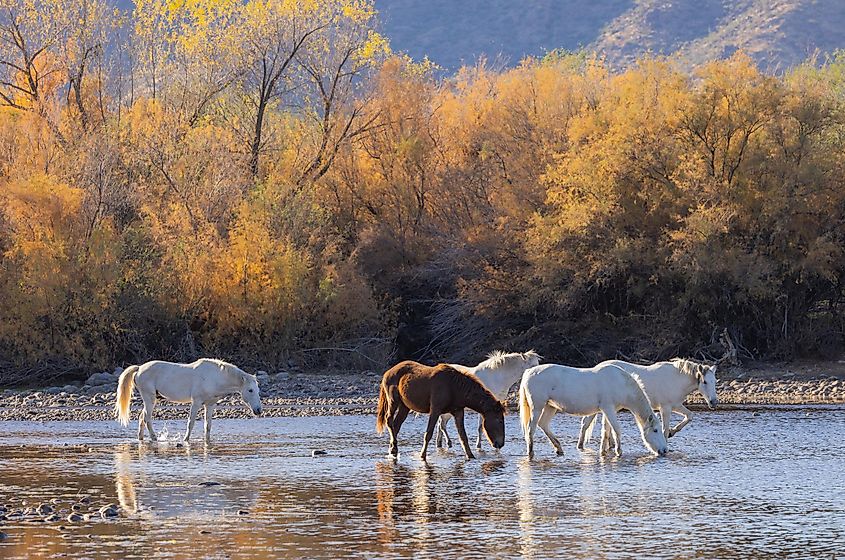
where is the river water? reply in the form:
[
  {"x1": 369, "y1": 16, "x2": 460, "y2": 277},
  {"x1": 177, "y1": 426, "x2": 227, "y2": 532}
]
[{"x1": 0, "y1": 407, "x2": 843, "y2": 559}]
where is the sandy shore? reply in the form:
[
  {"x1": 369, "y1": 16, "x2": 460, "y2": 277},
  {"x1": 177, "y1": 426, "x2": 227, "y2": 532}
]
[{"x1": 1, "y1": 363, "x2": 844, "y2": 422}]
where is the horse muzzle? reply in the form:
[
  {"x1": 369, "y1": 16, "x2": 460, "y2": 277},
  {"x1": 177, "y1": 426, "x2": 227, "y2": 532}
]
[
  {"x1": 657, "y1": 447, "x2": 668, "y2": 457},
  {"x1": 252, "y1": 406, "x2": 263, "y2": 416},
  {"x1": 707, "y1": 398, "x2": 718, "y2": 409}
]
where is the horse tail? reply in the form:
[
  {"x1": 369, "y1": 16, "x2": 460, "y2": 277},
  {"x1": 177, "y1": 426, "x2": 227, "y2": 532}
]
[
  {"x1": 375, "y1": 383, "x2": 388, "y2": 434},
  {"x1": 519, "y1": 381, "x2": 532, "y2": 436},
  {"x1": 115, "y1": 365, "x2": 139, "y2": 426}
]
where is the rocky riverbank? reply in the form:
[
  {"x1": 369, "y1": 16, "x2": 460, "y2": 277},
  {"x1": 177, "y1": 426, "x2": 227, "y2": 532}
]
[{"x1": 1, "y1": 363, "x2": 844, "y2": 422}]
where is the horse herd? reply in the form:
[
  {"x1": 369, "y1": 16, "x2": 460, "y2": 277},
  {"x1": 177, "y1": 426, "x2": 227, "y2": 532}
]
[{"x1": 114, "y1": 351, "x2": 718, "y2": 460}]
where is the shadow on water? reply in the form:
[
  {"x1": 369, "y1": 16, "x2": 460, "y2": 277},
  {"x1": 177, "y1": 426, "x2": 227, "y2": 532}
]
[{"x1": 1, "y1": 410, "x2": 844, "y2": 558}]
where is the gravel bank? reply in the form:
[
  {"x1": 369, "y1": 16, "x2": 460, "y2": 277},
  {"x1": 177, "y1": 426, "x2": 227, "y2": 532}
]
[{"x1": 1, "y1": 366, "x2": 844, "y2": 422}]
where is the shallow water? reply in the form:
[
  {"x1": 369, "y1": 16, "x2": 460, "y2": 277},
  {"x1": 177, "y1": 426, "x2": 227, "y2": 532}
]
[{"x1": 1, "y1": 408, "x2": 844, "y2": 559}]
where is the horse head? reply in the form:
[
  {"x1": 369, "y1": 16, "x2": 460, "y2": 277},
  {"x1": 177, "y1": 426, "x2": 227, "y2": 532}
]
[
  {"x1": 675, "y1": 359, "x2": 719, "y2": 408},
  {"x1": 639, "y1": 413, "x2": 668, "y2": 456},
  {"x1": 697, "y1": 364, "x2": 719, "y2": 408},
  {"x1": 224, "y1": 364, "x2": 262, "y2": 416},
  {"x1": 481, "y1": 400, "x2": 507, "y2": 449},
  {"x1": 521, "y1": 350, "x2": 542, "y2": 369}
]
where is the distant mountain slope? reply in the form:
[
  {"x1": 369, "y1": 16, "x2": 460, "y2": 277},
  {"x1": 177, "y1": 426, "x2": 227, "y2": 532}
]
[
  {"x1": 376, "y1": 0, "x2": 845, "y2": 71},
  {"x1": 376, "y1": 0, "x2": 633, "y2": 68}
]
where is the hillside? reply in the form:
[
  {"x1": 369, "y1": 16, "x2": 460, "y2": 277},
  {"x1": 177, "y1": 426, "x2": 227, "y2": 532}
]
[{"x1": 376, "y1": 0, "x2": 845, "y2": 70}]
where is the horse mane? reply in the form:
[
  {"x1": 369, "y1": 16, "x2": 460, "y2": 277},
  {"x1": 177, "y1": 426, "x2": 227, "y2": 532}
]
[
  {"x1": 201, "y1": 358, "x2": 231, "y2": 368},
  {"x1": 620, "y1": 371, "x2": 657, "y2": 427},
  {"x1": 670, "y1": 358, "x2": 708, "y2": 382},
  {"x1": 477, "y1": 349, "x2": 540, "y2": 371},
  {"x1": 438, "y1": 365, "x2": 505, "y2": 414},
  {"x1": 201, "y1": 358, "x2": 253, "y2": 381}
]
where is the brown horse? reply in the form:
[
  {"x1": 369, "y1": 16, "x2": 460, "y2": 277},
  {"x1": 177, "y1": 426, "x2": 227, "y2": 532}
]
[{"x1": 376, "y1": 361, "x2": 506, "y2": 459}]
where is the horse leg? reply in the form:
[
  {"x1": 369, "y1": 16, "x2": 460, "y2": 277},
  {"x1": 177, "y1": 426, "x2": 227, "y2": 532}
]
[
  {"x1": 184, "y1": 399, "x2": 201, "y2": 442},
  {"x1": 578, "y1": 414, "x2": 597, "y2": 450},
  {"x1": 602, "y1": 414, "x2": 620, "y2": 453},
  {"x1": 137, "y1": 409, "x2": 146, "y2": 441},
  {"x1": 140, "y1": 390, "x2": 158, "y2": 442},
  {"x1": 420, "y1": 410, "x2": 441, "y2": 460},
  {"x1": 599, "y1": 415, "x2": 611, "y2": 455},
  {"x1": 525, "y1": 401, "x2": 544, "y2": 458},
  {"x1": 538, "y1": 405, "x2": 563, "y2": 455},
  {"x1": 601, "y1": 408, "x2": 625, "y2": 457},
  {"x1": 452, "y1": 409, "x2": 475, "y2": 460},
  {"x1": 386, "y1": 397, "x2": 406, "y2": 457},
  {"x1": 203, "y1": 402, "x2": 215, "y2": 443},
  {"x1": 475, "y1": 414, "x2": 484, "y2": 450},
  {"x1": 669, "y1": 404, "x2": 693, "y2": 437},
  {"x1": 436, "y1": 414, "x2": 452, "y2": 449},
  {"x1": 659, "y1": 404, "x2": 673, "y2": 439}
]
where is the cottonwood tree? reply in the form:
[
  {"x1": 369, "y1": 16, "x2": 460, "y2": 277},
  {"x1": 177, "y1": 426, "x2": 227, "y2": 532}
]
[
  {"x1": 133, "y1": 0, "x2": 239, "y2": 125},
  {"x1": 228, "y1": 0, "x2": 327, "y2": 178},
  {"x1": 0, "y1": 0, "x2": 65, "y2": 135},
  {"x1": 294, "y1": 0, "x2": 388, "y2": 186}
]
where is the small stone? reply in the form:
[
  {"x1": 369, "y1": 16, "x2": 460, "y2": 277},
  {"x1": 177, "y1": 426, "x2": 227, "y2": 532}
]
[
  {"x1": 200, "y1": 530, "x2": 211, "y2": 534},
  {"x1": 0, "y1": 531, "x2": 7, "y2": 540},
  {"x1": 198, "y1": 481, "x2": 221, "y2": 487},
  {"x1": 237, "y1": 509, "x2": 250, "y2": 515},
  {"x1": 37, "y1": 504, "x2": 53, "y2": 515},
  {"x1": 67, "y1": 513, "x2": 83, "y2": 522},
  {"x1": 45, "y1": 514, "x2": 60, "y2": 522},
  {"x1": 78, "y1": 496, "x2": 91, "y2": 505},
  {"x1": 98, "y1": 504, "x2": 119, "y2": 518},
  {"x1": 71, "y1": 504, "x2": 82, "y2": 512},
  {"x1": 311, "y1": 450, "x2": 328, "y2": 457}
]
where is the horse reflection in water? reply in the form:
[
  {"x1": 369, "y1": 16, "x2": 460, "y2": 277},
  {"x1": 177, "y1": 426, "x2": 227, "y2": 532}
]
[
  {"x1": 374, "y1": 461, "x2": 436, "y2": 552},
  {"x1": 377, "y1": 460, "x2": 502, "y2": 553},
  {"x1": 112, "y1": 443, "x2": 260, "y2": 518},
  {"x1": 517, "y1": 458, "x2": 538, "y2": 559}
]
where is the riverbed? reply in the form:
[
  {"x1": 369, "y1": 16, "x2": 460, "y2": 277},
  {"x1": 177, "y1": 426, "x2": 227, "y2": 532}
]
[{"x1": 1, "y1": 407, "x2": 843, "y2": 558}]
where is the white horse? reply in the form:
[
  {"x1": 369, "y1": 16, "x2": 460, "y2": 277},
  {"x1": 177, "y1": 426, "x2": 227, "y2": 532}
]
[
  {"x1": 115, "y1": 358, "x2": 262, "y2": 443},
  {"x1": 578, "y1": 358, "x2": 718, "y2": 450},
  {"x1": 519, "y1": 363, "x2": 668, "y2": 457},
  {"x1": 436, "y1": 350, "x2": 541, "y2": 450}
]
